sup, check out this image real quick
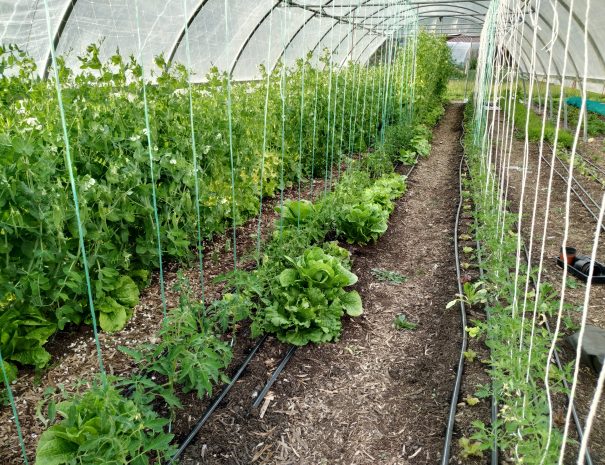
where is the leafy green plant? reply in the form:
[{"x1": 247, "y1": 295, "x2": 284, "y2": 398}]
[
  {"x1": 253, "y1": 244, "x2": 362, "y2": 345},
  {"x1": 334, "y1": 173, "x2": 407, "y2": 245},
  {"x1": 337, "y1": 203, "x2": 389, "y2": 245},
  {"x1": 372, "y1": 268, "x2": 407, "y2": 284},
  {"x1": 120, "y1": 279, "x2": 233, "y2": 399},
  {"x1": 275, "y1": 199, "x2": 316, "y2": 227},
  {"x1": 446, "y1": 281, "x2": 487, "y2": 309},
  {"x1": 35, "y1": 383, "x2": 174, "y2": 465},
  {"x1": 458, "y1": 437, "x2": 483, "y2": 459},
  {"x1": 394, "y1": 314, "x2": 417, "y2": 330},
  {"x1": 463, "y1": 349, "x2": 477, "y2": 362},
  {"x1": 0, "y1": 294, "x2": 56, "y2": 371}
]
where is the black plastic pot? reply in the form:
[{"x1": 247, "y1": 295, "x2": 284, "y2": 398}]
[{"x1": 559, "y1": 246, "x2": 577, "y2": 265}]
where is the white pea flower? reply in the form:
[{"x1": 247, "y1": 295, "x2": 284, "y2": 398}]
[
  {"x1": 173, "y1": 88, "x2": 188, "y2": 96},
  {"x1": 203, "y1": 145, "x2": 211, "y2": 155},
  {"x1": 24, "y1": 117, "x2": 42, "y2": 131},
  {"x1": 215, "y1": 133, "x2": 222, "y2": 141},
  {"x1": 170, "y1": 159, "x2": 177, "y2": 165},
  {"x1": 129, "y1": 135, "x2": 140, "y2": 142},
  {"x1": 82, "y1": 177, "x2": 96, "y2": 191},
  {"x1": 126, "y1": 93, "x2": 137, "y2": 103}
]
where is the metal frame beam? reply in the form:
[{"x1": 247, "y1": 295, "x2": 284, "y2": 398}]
[
  {"x1": 229, "y1": 2, "x2": 285, "y2": 77},
  {"x1": 271, "y1": 10, "x2": 316, "y2": 70},
  {"x1": 43, "y1": 0, "x2": 78, "y2": 80},
  {"x1": 166, "y1": 0, "x2": 212, "y2": 66}
]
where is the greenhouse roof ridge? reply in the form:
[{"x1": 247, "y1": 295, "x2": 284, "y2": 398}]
[{"x1": 0, "y1": 0, "x2": 603, "y2": 86}]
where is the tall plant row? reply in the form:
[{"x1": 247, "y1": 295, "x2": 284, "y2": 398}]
[
  {"x1": 0, "y1": 32, "x2": 454, "y2": 464},
  {"x1": 0, "y1": 33, "x2": 451, "y2": 375}
]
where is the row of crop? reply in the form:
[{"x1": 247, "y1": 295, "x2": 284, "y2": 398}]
[
  {"x1": 0, "y1": 35, "x2": 438, "y2": 374},
  {"x1": 0, "y1": 33, "x2": 452, "y2": 377},
  {"x1": 30, "y1": 40, "x2": 451, "y2": 463},
  {"x1": 33, "y1": 105, "x2": 445, "y2": 463},
  {"x1": 511, "y1": 97, "x2": 574, "y2": 148},
  {"x1": 461, "y1": 101, "x2": 577, "y2": 462}
]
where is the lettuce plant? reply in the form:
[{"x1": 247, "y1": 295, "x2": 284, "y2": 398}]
[
  {"x1": 35, "y1": 384, "x2": 173, "y2": 465},
  {"x1": 253, "y1": 244, "x2": 362, "y2": 346},
  {"x1": 337, "y1": 203, "x2": 389, "y2": 245},
  {"x1": 336, "y1": 174, "x2": 407, "y2": 245},
  {"x1": 275, "y1": 199, "x2": 316, "y2": 227}
]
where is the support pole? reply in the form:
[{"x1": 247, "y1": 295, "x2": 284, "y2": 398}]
[
  {"x1": 463, "y1": 58, "x2": 470, "y2": 102},
  {"x1": 563, "y1": 87, "x2": 568, "y2": 130},
  {"x1": 583, "y1": 100, "x2": 589, "y2": 142},
  {"x1": 549, "y1": 84, "x2": 554, "y2": 121}
]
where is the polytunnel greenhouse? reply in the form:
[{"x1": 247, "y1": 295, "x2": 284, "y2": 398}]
[{"x1": 2, "y1": 0, "x2": 605, "y2": 463}]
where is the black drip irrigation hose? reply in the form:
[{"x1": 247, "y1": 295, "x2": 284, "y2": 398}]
[
  {"x1": 404, "y1": 155, "x2": 420, "y2": 179},
  {"x1": 520, "y1": 243, "x2": 594, "y2": 465},
  {"x1": 440, "y1": 155, "x2": 468, "y2": 465},
  {"x1": 252, "y1": 345, "x2": 297, "y2": 409},
  {"x1": 540, "y1": 146, "x2": 605, "y2": 234},
  {"x1": 167, "y1": 335, "x2": 268, "y2": 464},
  {"x1": 552, "y1": 154, "x2": 603, "y2": 215},
  {"x1": 464, "y1": 158, "x2": 499, "y2": 465}
]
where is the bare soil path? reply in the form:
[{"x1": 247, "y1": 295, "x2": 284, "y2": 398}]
[{"x1": 182, "y1": 104, "x2": 465, "y2": 465}]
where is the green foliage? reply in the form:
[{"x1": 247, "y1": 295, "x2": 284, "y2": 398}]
[
  {"x1": 335, "y1": 173, "x2": 407, "y2": 245},
  {"x1": 394, "y1": 314, "x2": 417, "y2": 330},
  {"x1": 0, "y1": 293, "x2": 56, "y2": 371},
  {"x1": 120, "y1": 277, "x2": 234, "y2": 399},
  {"x1": 446, "y1": 281, "x2": 487, "y2": 309},
  {"x1": 0, "y1": 32, "x2": 452, "y2": 373},
  {"x1": 357, "y1": 150, "x2": 394, "y2": 178},
  {"x1": 253, "y1": 244, "x2": 362, "y2": 346},
  {"x1": 382, "y1": 124, "x2": 432, "y2": 164},
  {"x1": 512, "y1": 99, "x2": 574, "y2": 148},
  {"x1": 337, "y1": 203, "x2": 389, "y2": 245},
  {"x1": 458, "y1": 437, "x2": 484, "y2": 459},
  {"x1": 275, "y1": 199, "x2": 316, "y2": 227},
  {"x1": 35, "y1": 384, "x2": 174, "y2": 465},
  {"x1": 371, "y1": 268, "x2": 407, "y2": 284},
  {"x1": 463, "y1": 99, "x2": 578, "y2": 462}
]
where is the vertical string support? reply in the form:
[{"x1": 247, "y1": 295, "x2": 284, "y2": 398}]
[
  {"x1": 224, "y1": 0, "x2": 238, "y2": 270},
  {"x1": 42, "y1": 0, "x2": 107, "y2": 386},
  {"x1": 182, "y1": 0, "x2": 205, "y2": 308},
  {"x1": 134, "y1": 0, "x2": 167, "y2": 320},
  {"x1": 0, "y1": 350, "x2": 28, "y2": 465}
]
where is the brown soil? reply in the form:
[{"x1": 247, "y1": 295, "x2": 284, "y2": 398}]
[
  {"x1": 178, "y1": 104, "x2": 466, "y2": 465},
  {"x1": 489, "y1": 107, "x2": 605, "y2": 464}
]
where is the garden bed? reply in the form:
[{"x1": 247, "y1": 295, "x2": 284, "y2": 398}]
[
  {"x1": 489, "y1": 106, "x2": 605, "y2": 463},
  {"x1": 174, "y1": 104, "x2": 473, "y2": 465}
]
